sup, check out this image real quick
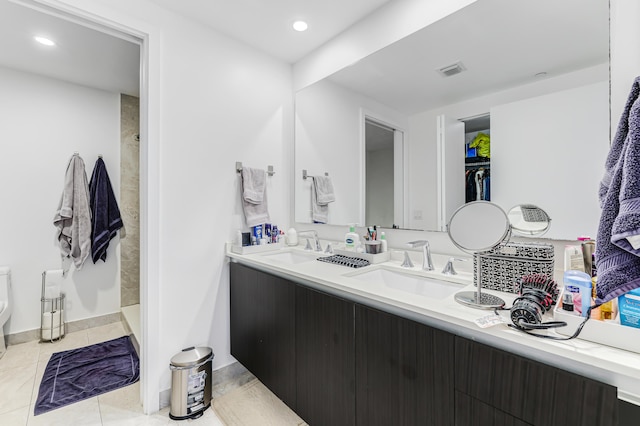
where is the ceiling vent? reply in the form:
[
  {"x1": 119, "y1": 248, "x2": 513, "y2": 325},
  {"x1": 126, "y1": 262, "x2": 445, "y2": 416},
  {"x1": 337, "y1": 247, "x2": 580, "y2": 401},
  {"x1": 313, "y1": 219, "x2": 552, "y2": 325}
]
[{"x1": 437, "y1": 61, "x2": 466, "y2": 77}]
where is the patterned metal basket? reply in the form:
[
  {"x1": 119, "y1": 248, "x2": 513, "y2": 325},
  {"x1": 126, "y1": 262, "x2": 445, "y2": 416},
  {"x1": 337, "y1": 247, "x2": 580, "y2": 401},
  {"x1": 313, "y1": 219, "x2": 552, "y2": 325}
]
[{"x1": 473, "y1": 242, "x2": 555, "y2": 293}]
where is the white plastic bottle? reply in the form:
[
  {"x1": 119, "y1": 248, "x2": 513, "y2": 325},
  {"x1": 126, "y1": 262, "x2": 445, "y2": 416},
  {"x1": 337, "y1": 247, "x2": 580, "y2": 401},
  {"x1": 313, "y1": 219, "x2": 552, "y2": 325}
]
[
  {"x1": 345, "y1": 225, "x2": 359, "y2": 251},
  {"x1": 380, "y1": 232, "x2": 388, "y2": 253}
]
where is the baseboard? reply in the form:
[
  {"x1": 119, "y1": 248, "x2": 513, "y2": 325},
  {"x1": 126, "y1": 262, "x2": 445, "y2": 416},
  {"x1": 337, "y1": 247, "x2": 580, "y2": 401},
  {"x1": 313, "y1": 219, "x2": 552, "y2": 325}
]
[{"x1": 6, "y1": 311, "x2": 122, "y2": 346}]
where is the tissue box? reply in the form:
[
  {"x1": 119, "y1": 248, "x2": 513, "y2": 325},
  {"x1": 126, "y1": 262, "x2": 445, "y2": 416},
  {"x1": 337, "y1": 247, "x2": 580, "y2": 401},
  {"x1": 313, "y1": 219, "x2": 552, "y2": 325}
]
[{"x1": 619, "y1": 288, "x2": 640, "y2": 329}]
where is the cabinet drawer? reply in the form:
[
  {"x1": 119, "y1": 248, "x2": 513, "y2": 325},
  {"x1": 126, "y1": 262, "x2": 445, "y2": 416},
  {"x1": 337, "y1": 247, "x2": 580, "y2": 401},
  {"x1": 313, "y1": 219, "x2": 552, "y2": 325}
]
[{"x1": 454, "y1": 337, "x2": 617, "y2": 426}]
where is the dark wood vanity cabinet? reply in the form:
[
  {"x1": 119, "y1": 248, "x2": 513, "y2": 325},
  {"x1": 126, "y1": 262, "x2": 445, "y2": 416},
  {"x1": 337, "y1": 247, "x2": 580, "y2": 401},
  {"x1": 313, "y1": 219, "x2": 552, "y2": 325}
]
[
  {"x1": 230, "y1": 262, "x2": 355, "y2": 425},
  {"x1": 230, "y1": 262, "x2": 623, "y2": 426},
  {"x1": 355, "y1": 305, "x2": 455, "y2": 426},
  {"x1": 454, "y1": 337, "x2": 618, "y2": 426},
  {"x1": 229, "y1": 262, "x2": 296, "y2": 409}
]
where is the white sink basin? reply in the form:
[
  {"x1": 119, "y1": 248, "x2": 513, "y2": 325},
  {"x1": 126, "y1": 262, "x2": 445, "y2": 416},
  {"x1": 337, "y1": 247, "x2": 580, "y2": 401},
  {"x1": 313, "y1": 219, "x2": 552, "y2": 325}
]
[
  {"x1": 348, "y1": 268, "x2": 463, "y2": 299},
  {"x1": 260, "y1": 250, "x2": 319, "y2": 264}
]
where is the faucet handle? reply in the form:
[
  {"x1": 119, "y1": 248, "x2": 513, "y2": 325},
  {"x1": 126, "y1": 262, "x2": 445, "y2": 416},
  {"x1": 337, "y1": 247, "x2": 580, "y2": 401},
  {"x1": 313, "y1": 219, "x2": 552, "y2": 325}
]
[
  {"x1": 442, "y1": 257, "x2": 467, "y2": 275},
  {"x1": 324, "y1": 242, "x2": 333, "y2": 254},
  {"x1": 401, "y1": 251, "x2": 414, "y2": 268},
  {"x1": 304, "y1": 238, "x2": 313, "y2": 251}
]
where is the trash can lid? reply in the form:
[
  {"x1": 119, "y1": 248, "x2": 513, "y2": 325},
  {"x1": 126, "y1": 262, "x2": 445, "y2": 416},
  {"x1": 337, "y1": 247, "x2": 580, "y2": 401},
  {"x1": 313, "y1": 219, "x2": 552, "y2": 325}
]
[{"x1": 170, "y1": 346, "x2": 213, "y2": 367}]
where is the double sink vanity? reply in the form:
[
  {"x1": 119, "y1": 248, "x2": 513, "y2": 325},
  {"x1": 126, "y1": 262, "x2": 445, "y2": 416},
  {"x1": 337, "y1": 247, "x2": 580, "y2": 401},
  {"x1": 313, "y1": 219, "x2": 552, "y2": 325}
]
[{"x1": 227, "y1": 242, "x2": 640, "y2": 425}]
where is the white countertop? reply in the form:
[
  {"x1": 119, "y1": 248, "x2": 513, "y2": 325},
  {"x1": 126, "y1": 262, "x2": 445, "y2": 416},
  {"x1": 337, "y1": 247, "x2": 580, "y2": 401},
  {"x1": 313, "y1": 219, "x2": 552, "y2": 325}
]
[{"x1": 226, "y1": 242, "x2": 640, "y2": 405}]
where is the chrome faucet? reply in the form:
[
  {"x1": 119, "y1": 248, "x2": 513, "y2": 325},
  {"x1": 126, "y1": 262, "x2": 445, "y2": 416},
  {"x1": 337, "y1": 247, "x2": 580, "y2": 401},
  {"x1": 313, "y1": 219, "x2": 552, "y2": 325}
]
[
  {"x1": 407, "y1": 240, "x2": 434, "y2": 271},
  {"x1": 298, "y1": 230, "x2": 322, "y2": 252}
]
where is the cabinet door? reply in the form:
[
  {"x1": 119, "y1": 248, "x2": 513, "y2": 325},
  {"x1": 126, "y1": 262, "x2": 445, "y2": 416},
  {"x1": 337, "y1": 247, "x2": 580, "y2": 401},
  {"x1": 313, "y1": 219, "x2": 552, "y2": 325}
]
[
  {"x1": 296, "y1": 285, "x2": 355, "y2": 426},
  {"x1": 355, "y1": 305, "x2": 455, "y2": 426},
  {"x1": 229, "y1": 262, "x2": 296, "y2": 409},
  {"x1": 455, "y1": 337, "x2": 617, "y2": 426}
]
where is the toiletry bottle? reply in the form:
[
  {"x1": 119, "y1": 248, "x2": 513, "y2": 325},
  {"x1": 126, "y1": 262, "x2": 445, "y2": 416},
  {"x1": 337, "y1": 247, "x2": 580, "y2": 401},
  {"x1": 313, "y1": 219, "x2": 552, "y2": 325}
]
[
  {"x1": 380, "y1": 232, "x2": 388, "y2": 253},
  {"x1": 564, "y1": 245, "x2": 584, "y2": 272},
  {"x1": 345, "y1": 225, "x2": 359, "y2": 250}
]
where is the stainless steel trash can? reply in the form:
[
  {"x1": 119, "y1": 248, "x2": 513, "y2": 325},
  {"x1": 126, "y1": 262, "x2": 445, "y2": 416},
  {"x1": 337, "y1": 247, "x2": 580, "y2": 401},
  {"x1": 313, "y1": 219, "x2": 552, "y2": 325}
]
[{"x1": 169, "y1": 346, "x2": 214, "y2": 420}]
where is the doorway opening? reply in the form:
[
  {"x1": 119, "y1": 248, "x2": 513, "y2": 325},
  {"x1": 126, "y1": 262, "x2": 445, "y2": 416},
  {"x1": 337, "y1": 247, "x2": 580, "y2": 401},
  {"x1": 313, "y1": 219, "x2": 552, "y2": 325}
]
[{"x1": 364, "y1": 117, "x2": 406, "y2": 229}]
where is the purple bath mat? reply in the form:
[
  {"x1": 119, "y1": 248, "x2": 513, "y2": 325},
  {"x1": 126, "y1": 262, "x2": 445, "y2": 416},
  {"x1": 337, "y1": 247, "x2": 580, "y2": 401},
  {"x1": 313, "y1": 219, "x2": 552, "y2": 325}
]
[{"x1": 34, "y1": 335, "x2": 139, "y2": 415}]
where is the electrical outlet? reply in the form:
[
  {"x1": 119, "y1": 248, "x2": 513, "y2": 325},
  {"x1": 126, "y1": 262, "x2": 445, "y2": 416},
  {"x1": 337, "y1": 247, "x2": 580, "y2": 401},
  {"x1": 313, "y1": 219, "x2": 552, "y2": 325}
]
[{"x1": 413, "y1": 210, "x2": 423, "y2": 220}]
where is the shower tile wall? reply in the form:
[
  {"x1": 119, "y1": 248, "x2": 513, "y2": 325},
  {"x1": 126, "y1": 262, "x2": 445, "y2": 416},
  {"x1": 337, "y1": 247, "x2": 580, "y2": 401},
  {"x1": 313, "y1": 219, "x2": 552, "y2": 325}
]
[{"x1": 120, "y1": 94, "x2": 140, "y2": 307}]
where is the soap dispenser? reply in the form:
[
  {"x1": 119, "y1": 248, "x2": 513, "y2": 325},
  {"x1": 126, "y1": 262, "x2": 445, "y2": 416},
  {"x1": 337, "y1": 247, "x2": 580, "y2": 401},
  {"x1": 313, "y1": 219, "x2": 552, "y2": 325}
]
[{"x1": 345, "y1": 225, "x2": 359, "y2": 251}]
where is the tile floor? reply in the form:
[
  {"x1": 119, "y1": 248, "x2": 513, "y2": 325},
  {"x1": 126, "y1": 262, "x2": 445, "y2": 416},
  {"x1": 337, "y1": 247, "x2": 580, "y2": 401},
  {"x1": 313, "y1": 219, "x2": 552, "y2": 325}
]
[{"x1": 0, "y1": 322, "x2": 225, "y2": 425}]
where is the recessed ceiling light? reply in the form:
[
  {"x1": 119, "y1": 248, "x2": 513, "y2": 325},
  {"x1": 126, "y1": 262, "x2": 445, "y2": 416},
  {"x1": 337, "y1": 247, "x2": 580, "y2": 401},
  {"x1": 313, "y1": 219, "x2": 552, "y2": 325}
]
[
  {"x1": 292, "y1": 21, "x2": 308, "y2": 32},
  {"x1": 34, "y1": 36, "x2": 56, "y2": 46}
]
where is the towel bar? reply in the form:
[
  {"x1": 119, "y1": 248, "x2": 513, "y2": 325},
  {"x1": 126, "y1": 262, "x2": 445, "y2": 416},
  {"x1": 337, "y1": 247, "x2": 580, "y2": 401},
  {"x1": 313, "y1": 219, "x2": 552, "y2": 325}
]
[
  {"x1": 236, "y1": 161, "x2": 274, "y2": 176},
  {"x1": 302, "y1": 170, "x2": 329, "y2": 180}
]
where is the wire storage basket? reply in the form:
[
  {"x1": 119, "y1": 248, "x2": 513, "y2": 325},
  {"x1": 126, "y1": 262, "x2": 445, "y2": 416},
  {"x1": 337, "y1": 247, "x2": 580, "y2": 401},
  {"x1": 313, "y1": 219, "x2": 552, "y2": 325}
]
[{"x1": 41, "y1": 270, "x2": 65, "y2": 342}]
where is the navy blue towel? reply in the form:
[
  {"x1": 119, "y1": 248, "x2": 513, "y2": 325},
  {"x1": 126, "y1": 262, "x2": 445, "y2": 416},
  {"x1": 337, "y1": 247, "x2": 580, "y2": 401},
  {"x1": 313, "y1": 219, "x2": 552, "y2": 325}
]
[{"x1": 89, "y1": 158, "x2": 124, "y2": 263}]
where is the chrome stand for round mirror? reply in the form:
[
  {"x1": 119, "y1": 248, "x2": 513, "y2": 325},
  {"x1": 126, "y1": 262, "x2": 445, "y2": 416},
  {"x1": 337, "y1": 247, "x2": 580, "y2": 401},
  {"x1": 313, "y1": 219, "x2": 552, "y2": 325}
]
[
  {"x1": 447, "y1": 201, "x2": 511, "y2": 310},
  {"x1": 454, "y1": 254, "x2": 506, "y2": 309}
]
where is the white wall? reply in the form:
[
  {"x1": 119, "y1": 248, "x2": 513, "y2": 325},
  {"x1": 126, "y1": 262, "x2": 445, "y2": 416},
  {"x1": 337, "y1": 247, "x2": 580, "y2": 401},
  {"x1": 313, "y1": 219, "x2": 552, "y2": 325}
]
[
  {"x1": 611, "y1": 0, "x2": 640, "y2": 133},
  {"x1": 36, "y1": 0, "x2": 293, "y2": 413},
  {"x1": 407, "y1": 63, "x2": 608, "y2": 231},
  {"x1": 0, "y1": 66, "x2": 121, "y2": 334},
  {"x1": 294, "y1": 78, "x2": 407, "y2": 225},
  {"x1": 491, "y1": 81, "x2": 609, "y2": 239}
]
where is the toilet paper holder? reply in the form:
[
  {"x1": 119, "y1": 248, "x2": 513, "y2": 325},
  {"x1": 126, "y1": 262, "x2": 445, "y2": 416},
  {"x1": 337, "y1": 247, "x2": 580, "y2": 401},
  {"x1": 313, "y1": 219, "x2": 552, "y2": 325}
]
[{"x1": 40, "y1": 270, "x2": 66, "y2": 342}]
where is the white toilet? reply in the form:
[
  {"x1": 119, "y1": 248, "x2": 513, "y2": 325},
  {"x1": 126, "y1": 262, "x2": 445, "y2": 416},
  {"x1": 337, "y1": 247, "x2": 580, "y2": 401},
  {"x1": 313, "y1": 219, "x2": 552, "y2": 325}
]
[{"x1": 0, "y1": 267, "x2": 12, "y2": 359}]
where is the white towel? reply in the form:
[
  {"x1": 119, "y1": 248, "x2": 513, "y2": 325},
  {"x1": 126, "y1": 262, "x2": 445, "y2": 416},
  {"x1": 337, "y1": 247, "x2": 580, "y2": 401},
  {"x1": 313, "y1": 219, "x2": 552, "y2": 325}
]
[
  {"x1": 313, "y1": 176, "x2": 335, "y2": 205},
  {"x1": 241, "y1": 167, "x2": 270, "y2": 227},
  {"x1": 53, "y1": 154, "x2": 92, "y2": 271},
  {"x1": 311, "y1": 176, "x2": 334, "y2": 224}
]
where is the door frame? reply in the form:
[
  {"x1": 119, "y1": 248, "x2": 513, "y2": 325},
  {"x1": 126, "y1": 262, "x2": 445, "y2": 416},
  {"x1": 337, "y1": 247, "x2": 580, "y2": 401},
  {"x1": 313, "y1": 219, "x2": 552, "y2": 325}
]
[{"x1": 20, "y1": 0, "x2": 161, "y2": 413}]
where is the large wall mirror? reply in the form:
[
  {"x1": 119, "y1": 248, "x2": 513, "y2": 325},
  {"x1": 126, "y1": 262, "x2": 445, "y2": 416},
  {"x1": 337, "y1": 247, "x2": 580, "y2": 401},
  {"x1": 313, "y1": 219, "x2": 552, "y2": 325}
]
[{"x1": 294, "y1": 0, "x2": 609, "y2": 240}]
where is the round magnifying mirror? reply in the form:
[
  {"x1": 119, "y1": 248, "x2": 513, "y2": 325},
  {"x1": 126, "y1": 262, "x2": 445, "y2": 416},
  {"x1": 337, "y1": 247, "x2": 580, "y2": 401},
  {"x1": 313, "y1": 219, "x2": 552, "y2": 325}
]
[
  {"x1": 447, "y1": 201, "x2": 510, "y2": 310},
  {"x1": 447, "y1": 201, "x2": 511, "y2": 252},
  {"x1": 507, "y1": 204, "x2": 551, "y2": 237}
]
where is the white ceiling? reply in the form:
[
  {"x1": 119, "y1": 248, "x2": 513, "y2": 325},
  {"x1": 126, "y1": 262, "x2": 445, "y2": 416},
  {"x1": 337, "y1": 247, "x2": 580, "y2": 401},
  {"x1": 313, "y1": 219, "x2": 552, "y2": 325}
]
[
  {"x1": 0, "y1": 0, "x2": 141, "y2": 96},
  {"x1": 145, "y1": 0, "x2": 393, "y2": 64}
]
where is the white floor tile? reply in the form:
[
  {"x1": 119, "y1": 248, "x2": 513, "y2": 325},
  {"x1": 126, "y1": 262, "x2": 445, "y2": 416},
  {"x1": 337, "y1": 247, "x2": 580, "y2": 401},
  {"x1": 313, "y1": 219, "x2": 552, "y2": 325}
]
[
  {"x1": 0, "y1": 364, "x2": 37, "y2": 416},
  {"x1": 0, "y1": 340, "x2": 40, "y2": 372},
  {"x1": 27, "y1": 398, "x2": 102, "y2": 426},
  {"x1": 0, "y1": 405, "x2": 29, "y2": 425},
  {"x1": 87, "y1": 322, "x2": 127, "y2": 345}
]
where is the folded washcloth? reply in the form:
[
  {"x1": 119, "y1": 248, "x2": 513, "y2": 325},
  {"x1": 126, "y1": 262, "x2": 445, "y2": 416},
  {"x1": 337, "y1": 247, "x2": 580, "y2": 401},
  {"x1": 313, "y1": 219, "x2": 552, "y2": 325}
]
[
  {"x1": 596, "y1": 76, "x2": 640, "y2": 304},
  {"x1": 311, "y1": 184, "x2": 328, "y2": 224},
  {"x1": 241, "y1": 167, "x2": 270, "y2": 227},
  {"x1": 242, "y1": 167, "x2": 266, "y2": 204},
  {"x1": 310, "y1": 176, "x2": 334, "y2": 224},
  {"x1": 313, "y1": 175, "x2": 335, "y2": 205},
  {"x1": 89, "y1": 158, "x2": 124, "y2": 263},
  {"x1": 53, "y1": 154, "x2": 92, "y2": 271}
]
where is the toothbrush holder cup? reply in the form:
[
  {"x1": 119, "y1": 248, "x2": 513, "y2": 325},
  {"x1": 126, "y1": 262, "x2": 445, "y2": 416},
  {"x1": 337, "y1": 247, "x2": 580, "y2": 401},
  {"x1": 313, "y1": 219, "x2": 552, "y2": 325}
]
[{"x1": 364, "y1": 240, "x2": 382, "y2": 254}]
